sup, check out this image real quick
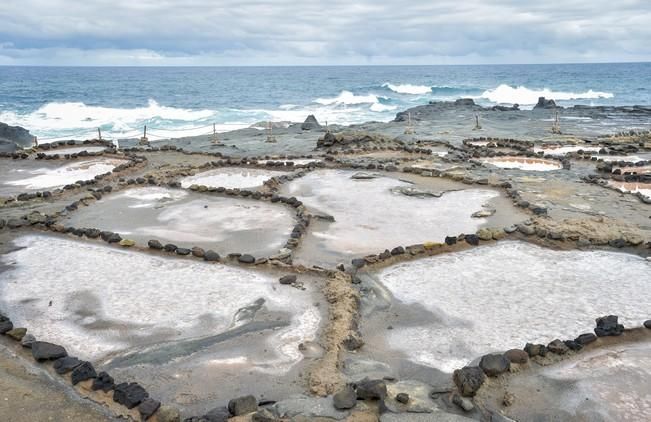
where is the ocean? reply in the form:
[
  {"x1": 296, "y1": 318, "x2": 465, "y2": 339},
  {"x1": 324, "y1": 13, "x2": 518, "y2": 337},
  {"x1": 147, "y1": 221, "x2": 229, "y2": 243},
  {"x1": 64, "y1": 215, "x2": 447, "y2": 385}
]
[{"x1": 0, "y1": 63, "x2": 649, "y2": 142}]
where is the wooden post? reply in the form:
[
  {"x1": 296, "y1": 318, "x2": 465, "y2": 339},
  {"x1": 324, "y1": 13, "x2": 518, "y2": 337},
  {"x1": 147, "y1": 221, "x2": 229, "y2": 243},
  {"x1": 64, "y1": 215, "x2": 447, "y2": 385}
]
[
  {"x1": 97, "y1": 128, "x2": 102, "y2": 141},
  {"x1": 139, "y1": 125, "x2": 149, "y2": 145},
  {"x1": 404, "y1": 112, "x2": 415, "y2": 134},
  {"x1": 473, "y1": 114, "x2": 482, "y2": 130}
]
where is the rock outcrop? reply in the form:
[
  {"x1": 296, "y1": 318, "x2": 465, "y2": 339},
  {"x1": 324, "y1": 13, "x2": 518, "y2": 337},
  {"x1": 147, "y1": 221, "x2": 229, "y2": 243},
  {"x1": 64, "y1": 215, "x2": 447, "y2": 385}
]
[{"x1": 0, "y1": 122, "x2": 36, "y2": 150}]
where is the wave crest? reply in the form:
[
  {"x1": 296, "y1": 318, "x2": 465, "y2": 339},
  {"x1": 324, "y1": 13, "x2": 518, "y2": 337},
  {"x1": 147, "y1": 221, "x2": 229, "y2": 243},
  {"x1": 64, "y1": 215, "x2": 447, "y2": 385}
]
[
  {"x1": 314, "y1": 90, "x2": 383, "y2": 105},
  {"x1": 383, "y1": 83, "x2": 432, "y2": 95},
  {"x1": 480, "y1": 84, "x2": 614, "y2": 105}
]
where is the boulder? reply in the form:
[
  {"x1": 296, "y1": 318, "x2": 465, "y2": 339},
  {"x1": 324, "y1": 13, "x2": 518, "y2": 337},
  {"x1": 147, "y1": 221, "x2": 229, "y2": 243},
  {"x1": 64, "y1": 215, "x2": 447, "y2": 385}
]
[
  {"x1": 53, "y1": 356, "x2": 83, "y2": 374},
  {"x1": 644, "y1": 320, "x2": 651, "y2": 329},
  {"x1": 444, "y1": 236, "x2": 457, "y2": 245},
  {"x1": 524, "y1": 343, "x2": 548, "y2": 357},
  {"x1": 148, "y1": 239, "x2": 164, "y2": 250},
  {"x1": 533, "y1": 97, "x2": 557, "y2": 110},
  {"x1": 453, "y1": 366, "x2": 486, "y2": 397},
  {"x1": 119, "y1": 239, "x2": 135, "y2": 247},
  {"x1": 204, "y1": 250, "x2": 220, "y2": 261},
  {"x1": 31, "y1": 341, "x2": 67, "y2": 361},
  {"x1": 465, "y1": 234, "x2": 479, "y2": 246},
  {"x1": 175, "y1": 247, "x2": 191, "y2": 256},
  {"x1": 333, "y1": 385, "x2": 357, "y2": 410},
  {"x1": 279, "y1": 275, "x2": 297, "y2": 285},
  {"x1": 395, "y1": 393, "x2": 410, "y2": 404},
  {"x1": 228, "y1": 395, "x2": 258, "y2": 416},
  {"x1": 6, "y1": 327, "x2": 27, "y2": 341},
  {"x1": 157, "y1": 405, "x2": 181, "y2": 422},
  {"x1": 355, "y1": 378, "x2": 387, "y2": 400},
  {"x1": 504, "y1": 349, "x2": 528, "y2": 364},
  {"x1": 92, "y1": 371, "x2": 115, "y2": 392},
  {"x1": 138, "y1": 398, "x2": 161, "y2": 420},
  {"x1": 238, "y1": 254, "x2": 255, "y2": 264},
  {"x1": 71, "y1": 361, "x2": 97, "y2": 384},
  {"x1": 0, "y1": 122, "x2": 36, "y2": 148},
  {"x1": 301, "y1": 115, "x2": 321, "y2": 130},
  {"x1": 191, "y1": 247, "x2": 205, "y2": 258},
  {"x1": 547, "y1": 339, "x2": 569, "y2": 355},
  {"x1": 594, "y1": 315, "x2": 624, "y2": 337},
  {"x1": 21, "y1": 333, "x2": 36, "y2": 348},
  {"x1": 479, "y1": 354, "x2": 510, "y2": 377},
  {"x1": 113, "y1": 382, "x2": 148, "y2": 409},
  {"x1": 0, "y1": 315, "x2": 14, "y2": 334}
]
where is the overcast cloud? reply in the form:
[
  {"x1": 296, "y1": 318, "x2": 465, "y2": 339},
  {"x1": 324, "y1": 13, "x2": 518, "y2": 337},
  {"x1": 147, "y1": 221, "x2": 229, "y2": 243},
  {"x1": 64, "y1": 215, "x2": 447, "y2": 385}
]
[{"x1": 0, "y1": 0, "x2": 650, "y2": 65}]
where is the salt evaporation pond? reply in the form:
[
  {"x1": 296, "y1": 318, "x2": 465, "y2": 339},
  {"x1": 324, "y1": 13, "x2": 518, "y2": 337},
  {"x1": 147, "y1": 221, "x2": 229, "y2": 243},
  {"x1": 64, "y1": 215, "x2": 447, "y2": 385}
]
[
  {"x1": 0, "y1": 235, "x2": 322, "y2": 411},
  {"x1": 482, "y1": 157, "x2": 562, "y2": 171},
  {"x1": 533, "y1": 145, "x2": 601, "y2": 155},
  {"x1": 180, "y1": 167, "x2": 287, "y2": 189},
  {"x1": 64, "y1": 186, "x2": 294, "y2": 256},
  {"x1": 371, "y1": 241, "x2": 651, "y2": 373},
  {"x1": 0, "y1": 158, "x2": 126, "y2": 195},
  {"x1": 41, "y1": 146, "x2": 108, "y2": 156},
  {"x1": 282, "y1": 169, "x2": 500, "y2": 260},
  {"x1": 608, "y1": 181, "x2": 651, "y2": 198}
]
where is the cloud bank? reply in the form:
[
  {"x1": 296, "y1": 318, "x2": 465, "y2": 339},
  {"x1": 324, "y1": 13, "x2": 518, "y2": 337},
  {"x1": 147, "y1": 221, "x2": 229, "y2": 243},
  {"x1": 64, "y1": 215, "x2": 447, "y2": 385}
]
[{"x1": 1, "y1": 0, "x2": 650, "y2": 65}]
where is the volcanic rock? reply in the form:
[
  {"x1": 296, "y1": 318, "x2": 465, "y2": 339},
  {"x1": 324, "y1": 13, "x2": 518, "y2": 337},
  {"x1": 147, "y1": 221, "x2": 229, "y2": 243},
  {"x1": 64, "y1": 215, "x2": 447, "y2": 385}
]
[
  {"x1": 31, "y1": 341, "x2": 67, "y2": 361},
  {"x1": 453, "y1": 366, "x2": 486, "y2": 397}
]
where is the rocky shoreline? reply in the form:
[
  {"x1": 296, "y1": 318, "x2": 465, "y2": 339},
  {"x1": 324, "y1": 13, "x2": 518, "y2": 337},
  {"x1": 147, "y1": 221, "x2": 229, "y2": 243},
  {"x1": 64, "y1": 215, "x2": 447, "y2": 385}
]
[{"x1": 1, "y1": 100, "x2": 650, "y2": 421}]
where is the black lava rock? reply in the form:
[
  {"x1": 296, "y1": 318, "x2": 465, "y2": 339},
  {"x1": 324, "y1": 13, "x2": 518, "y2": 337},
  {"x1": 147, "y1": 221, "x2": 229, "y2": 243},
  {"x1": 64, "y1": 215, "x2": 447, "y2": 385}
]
[
  {"x1": 164, "y1": 243, "x2": 178, "y2": 252},
  {"x1": 396, "y1": 393, "x2": 410, "y2": 404},
  {"x1": 113, "y1": 382, "x2": 148, "y2": 409},
  {"x1": 228, "y1": 395, "x2": 258, "y2": 416},
  {"x1": 575, "y1": 333, "x2": 597, "y2": 345},
  {"x1": 107, "y1": 233, "x2": 122, "y2": 243},
  {"x1": 444, "y1": 236, "x2": 457, "y2": 245},
  {"x1": 138, "y1": 398, "x2": 161, "y2": 420},
  {"x1": 355, "y1": 378, "x2": 387, "y2": 400},
  {"x1": 0, "y1": 315, "x2": 13, "y2": 334},
  {"x1": 148, "y1": 239, "x2": 164, "y2": 250},
  {"x1": 465, "y1": 234, "x2": 479, "y2": 246},
  {"x1": 92, "y1": 371, "x2": 115, "y2": 392},
  {"x1": 71, "y1": 361, "x2": 97, "y2": 385},
  {"x1": 31, "y1": 341, "x2": 67, "y2": 361},
  {"x1": 479, "y1": 354, "x2": 510, "y2": 377},
  {"x1": 594, "y1": 315, "x2": 624, "y2": 337},
  {"x1": 204, "y1": 250, "x2": 220, "y2": 261},
  {"x1": 644, "y1": 320, "x2": 651, "y2": 329},
  {"x1": 453, "y1": 366, "x2": 486, "y2": 397},
  {"x1": 53, "y1": 356, "x2": 82, "y2": 374},
  {"x1": 351, "y1": 258, "x2": 366, "y2": 268},
  {"x1": 238, "y1": 254, "x2": 255, "y2": 264},
  {"x1": 333, "y1": 385, "x2": 357, "y2": 410},
  {"x1": 279, "y1": 275, "x2": 297, "y2": 285},
  {"x1": 176, "y1": 247, "x2": 191, "y2": 256},
  {"x1": 390, "y1": 246, "x2": 405, "y2": 255}
]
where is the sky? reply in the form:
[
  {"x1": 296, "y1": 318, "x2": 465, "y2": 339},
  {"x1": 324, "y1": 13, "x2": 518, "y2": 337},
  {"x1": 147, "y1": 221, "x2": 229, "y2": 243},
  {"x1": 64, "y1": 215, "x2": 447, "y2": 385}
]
[{"x1": 0, "y1": 0, "x2": 650, "y2": 66}]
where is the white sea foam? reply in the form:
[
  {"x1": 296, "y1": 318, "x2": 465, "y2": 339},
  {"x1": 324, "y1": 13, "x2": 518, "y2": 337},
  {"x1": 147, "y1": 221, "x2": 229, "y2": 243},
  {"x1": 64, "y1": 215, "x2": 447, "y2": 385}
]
[
  {"x1": 314, "y1": 90, "x2": 383, "y2": 106},
  {"x1": 0, "y1": 235, "x2": 320, "y2": 374},
  {"x1": 382, "y1": 83, "x2": 432, "y2": 95},
  {"x1": 480, "y1": 84, "x2": 614, "y2": 105},
  {"x1": 377, "y1": 241, "x2": 651, "y2": 373}
]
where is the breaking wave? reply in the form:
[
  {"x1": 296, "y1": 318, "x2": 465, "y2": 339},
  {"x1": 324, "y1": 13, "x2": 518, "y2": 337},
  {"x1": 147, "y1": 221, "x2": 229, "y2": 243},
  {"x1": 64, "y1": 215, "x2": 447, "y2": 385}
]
[
  {"x1": 382, "y1": 83, "x2": 432, "y2": 95},
  {"x1": 480, "y1": 84, "x2": 614, "y2": 105},
  {"x1": 314, "y1": 90, "x2": 385, "y2": 105}
]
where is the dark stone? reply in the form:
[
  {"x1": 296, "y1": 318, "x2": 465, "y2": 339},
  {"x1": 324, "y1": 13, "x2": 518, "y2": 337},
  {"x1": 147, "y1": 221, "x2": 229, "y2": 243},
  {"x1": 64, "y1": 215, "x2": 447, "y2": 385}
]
[
  {"x1": 203, "y1": 406, "x2": 230, "y2": 422},
  {"x1": 355, "y1": 378, "x2": 387, "y2": 400},
  {"x1": 53, "y1": 356, "x2": 83, "y2": 374},
  {"x1": 533, "y1": 97, "x2": 557, "y2": 110},
  {"x1": 396, "y1": 393, "x2": 410, "y2": 404},
  {"x1": 564, "y1": 340, "x2": 583, "y2": 351},
  {"x1": 524, "y1": 343, "x2": 548, "y2": 357},
  {"x1": 333, "y1": 385, "x2": 357, "y2": 409},
  {"x1": 0, "y1": 122, "x2": 35, "y2": 148},
  {"x1": 176, "y1": 248, "x2": 191, "y2": 256},
  {"x1": 204, "y1": 250, "x2": 220, "y2": 261},
  {"x1": 0, "y1": 315, "x2": 13, "y2": 334},
  {"x1": 644, "y1": 320, "x2": 651, "y2": 329},
  {"x1": 228, "y1": 395, "x2": 257, "y2": 416},
  {"x1": 444, "y1": 236, "x2": 457, "y2": 245},
  {"x1": 84, "y1": 228, "x2": 101, "y2": 238},
  {"x1": 531, "y1": 207, "x2": 547, "y2": 215},
  {"x1": 390, "y1": 246, "x2": 405, "y2": 255},
  {"x1": 107, "y1": 233, "x2": 122, "y2": 243},
  {"x1": 71, "y1": 361, "x2": 97, "y2": 384},
  {"x1": 479, "y1": 354, "x2": 510, "y2": 377},
  {"x1": 191, "y1": 247, "x2": 205, "y2": 258},
  {"x1": 608, "y1": 238, "x2": 627, "y2": 248},
  {"x1": 504, "y1": 349, "x2": 528, "y2": 364},
  {"x1": 453, "y1": 366, "x2": 486, "y2": 397},
  {"x1": 92, "y1": 371, "x2": 115, "y2": 392},
  {"x1": 594, "y1": 315, "x2": 624, "y2": 337},
  {"x1": 301, "y1": 114, "x2": 321, "y2": 130},
  {"x1": 238, "y1": 254, "x2": 255, "y2": 264},
  {"x1": 575, "y1": 333, "x2": 597, "y2": 345},
  {"x1": 547, "y1": 339, "x2": 569, "y2": 355},
  {"x1": 113, "y1": 382, "x2": 149, "y2": 409},
  {"x1": 351, "y1": 258, "x2": 366, "y2": 268},
  {"x1": 138, "y1": 398, "x2": 161, "y2": 420},
  {"x1": 148, "y1": 239, "x2": 164, "y2": 250},
  {"x1": 31, "y1": 341, "x2": 67, "y2": 361},
  {"x1": 342, "y1": 332, "x2": 365, "y2": 351},
  {"x1": 465, "y1": 234, "x2": 479, "y2": 246},
  {"x1": 164, "y1": 243, "x2": 178, "y2": 252},
  {"x1": 279, "y1": 275, "x2": 297, "y2": 285}
]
